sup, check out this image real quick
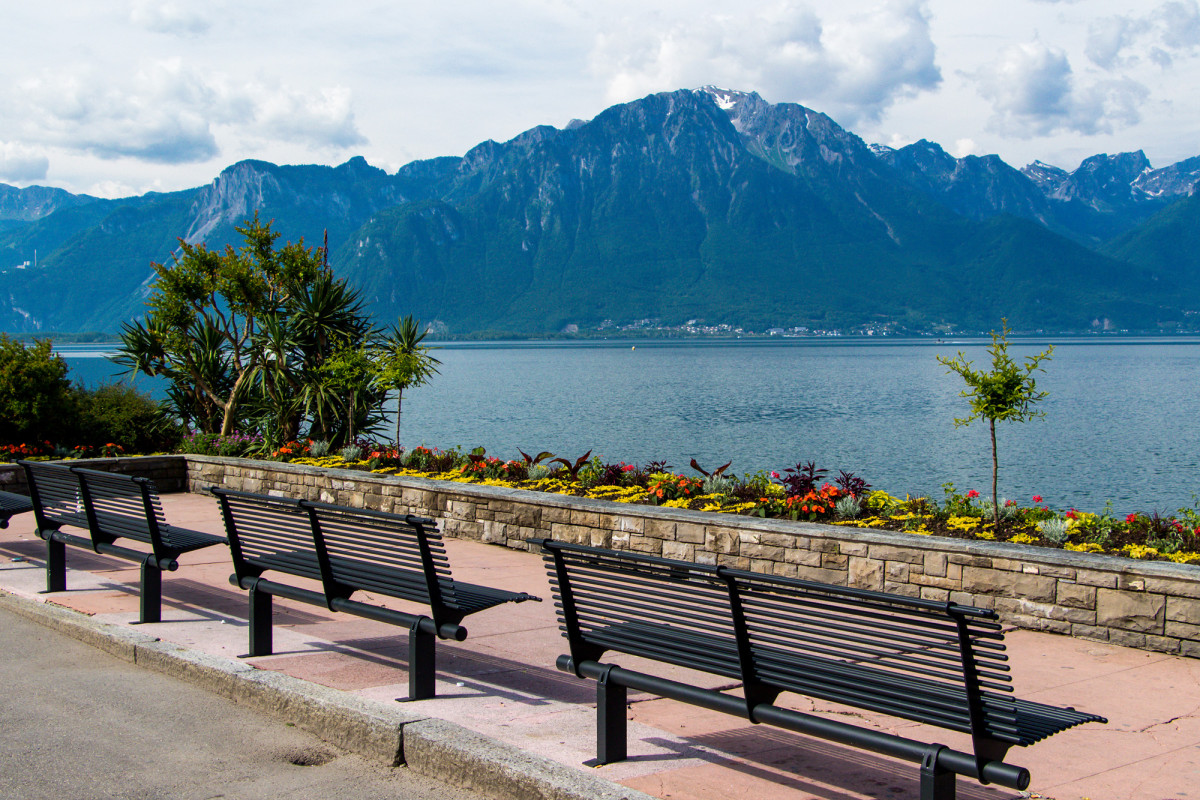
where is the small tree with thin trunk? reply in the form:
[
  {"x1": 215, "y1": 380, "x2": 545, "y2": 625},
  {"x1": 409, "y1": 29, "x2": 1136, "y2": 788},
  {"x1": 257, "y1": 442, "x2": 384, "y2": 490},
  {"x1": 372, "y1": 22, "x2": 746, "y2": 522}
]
[
  {"x1": 937, "y1": 320, "x2": 1054, "y2": 527},
  {"x1": 374, "y1": 315, "x2": 441, "y2": 444}
]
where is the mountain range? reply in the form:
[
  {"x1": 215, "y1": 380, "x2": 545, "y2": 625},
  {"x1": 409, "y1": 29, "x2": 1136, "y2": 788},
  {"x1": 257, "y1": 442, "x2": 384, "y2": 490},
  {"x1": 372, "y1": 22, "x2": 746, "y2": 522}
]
[{"x1": 2, "y1": 87, "x2": 1198, "y2": 336}]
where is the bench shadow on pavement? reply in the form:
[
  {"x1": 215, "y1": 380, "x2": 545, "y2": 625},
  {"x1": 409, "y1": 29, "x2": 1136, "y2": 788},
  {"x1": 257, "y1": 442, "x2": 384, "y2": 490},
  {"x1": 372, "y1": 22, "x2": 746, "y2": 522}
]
[{"x1": 643, "y1": 729, "x2": 1016, "y2": 800}]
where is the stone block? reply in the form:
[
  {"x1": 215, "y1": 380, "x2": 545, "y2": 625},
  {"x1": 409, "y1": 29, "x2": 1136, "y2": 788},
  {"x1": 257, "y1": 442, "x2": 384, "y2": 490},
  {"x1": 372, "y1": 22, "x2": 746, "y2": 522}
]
[
  {"x1": 923, "y1": 552, "x2": 948, "y2": 578},
  {"x1": 675, "y1": 522, "x2": 706, "y2": 544},
  {"x1": 920, "y1": 587, "x2": 951, "y2": 602},
  {"x1": 1117, "y1": 575, "x2": 1147, "y2": 591},
  {"x1": 615, "y1": 516, "x2": 645, "y2": 535},
  {"x1": 1073, "y1": 570, "x2": 1119, "y2": 590},
  {"x1": 589, "y1": 529, "x2": 613, "y2": 549},
  {"x1": 644, "y1": 518, "x2": 676, "y2": 541},
  {"x1": 1145, "y1": 577, "x2": 1200, "y2": 599},
  {"x1": 705, "y1": 528, "x2": 738, "y2": 555},
  {"x1": 542, "y1": 506, "x2": 572, "y2": 524},
  {"x1": 1144, "y1": 634, "x2": 1181, "y2": 654},
  {"x1": 838, "y1": 542, "x2": 870, "y2": 557},
  {"x1": 1167, "y1": 597, "x2": 1200, "y2": 626},
  {"x1": 885, "y1": 561, "x2": 911, "y2": 582},
  {"x1": 1057, "y1": 582, "x2": 1097, "y2": 610},
  {"x1": 911, "y1": 574, "x2": 958, "y2": 591},
  {"x1": 570, "y1": 510, "x2": 601, "y2": 528},
  {"x1": 961, "y1": 567, "x2": 1056, "y2": 602},
  {"x1": 1096, "y1": 589, "x2": 1165, "y2": 633},
  {"x1": 994, "y1": 597, "x2": 1095, "y2": 625},
  {"x1": 821, "y1": 553, "x2": 849, "y2": 570},
  {"x1": 662, "y1": 541, "x2": 695, "y2": 561},
  {"x1": 784, "y1": 549, "x2": 823, "y2": 567},
  {"x1": 1165, "y1": 620, "x2": 1200, "y2": 641},
  {"x1": 847, "y1": 557, "x2": 884, "y2": 591},
  {"x1": 867, "y1": 544, "x2": 925, "y2": 565},
  {"x1": 1069, "y1": 624, "x2": 1110, "y2": 642},
  {"x1": 627, "y1": 535, "x2": 662, "y2": 554},
  {"x1": 883, "y1": 582, "x2": 921, "y2": 598},
  {"x1": 947, "y1": 554, "x2": 993, "y2": 567},
  {"x1": 794, "y1": 566, "x2": 848, "y2": 585},
  {"x1": 549, "y1": 523, "x2": 591, "y2": 545},
  {"x1": 743, "y1": 543, "x2": 786, "y2": 561}
]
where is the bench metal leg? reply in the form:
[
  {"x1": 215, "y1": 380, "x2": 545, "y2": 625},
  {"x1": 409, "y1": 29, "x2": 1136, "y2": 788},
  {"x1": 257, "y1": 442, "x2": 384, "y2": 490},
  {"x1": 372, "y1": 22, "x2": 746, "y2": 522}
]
[
  {"x1": 137, "y1": 558, "x2": 162, "y2": 624},
  {"x1": 597, "y1": 667, "x2": 628, "y2": 764},
  {"x1": 407, "y1": 620, "x2": 436, "y2": 701},
  {"x1": 920, "y1": 745, "x2": 956, "y2": 800},
  {"x1": 247, "y1": 585, "x2": 274, "y2": 657},
  {"x1": 43, "y1": 537, "x2": 66, "y2": 593}
]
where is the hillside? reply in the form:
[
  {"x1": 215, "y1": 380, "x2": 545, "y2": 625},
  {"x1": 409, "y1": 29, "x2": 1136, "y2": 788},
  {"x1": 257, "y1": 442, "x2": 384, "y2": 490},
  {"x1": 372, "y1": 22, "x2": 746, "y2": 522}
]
[{"x1": 1, "y1": 88, "x2": 1197, "y2": 335}]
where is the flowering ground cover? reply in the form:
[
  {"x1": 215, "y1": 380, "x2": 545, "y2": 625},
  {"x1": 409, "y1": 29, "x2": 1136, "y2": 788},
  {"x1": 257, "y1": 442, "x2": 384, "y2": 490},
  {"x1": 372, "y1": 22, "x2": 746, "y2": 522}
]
[
  {"x1": 13, "y1": 434, "x2": 1198, "y2": 565},
  {"x1": 224, "y1": 439, "x2": 1200, "y2": 566}
]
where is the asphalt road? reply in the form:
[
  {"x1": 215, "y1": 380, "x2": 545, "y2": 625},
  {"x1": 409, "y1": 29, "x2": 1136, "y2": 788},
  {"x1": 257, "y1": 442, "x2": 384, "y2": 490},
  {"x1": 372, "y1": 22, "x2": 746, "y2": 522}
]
[{"x1": 0, "y1": 606, "x2": 487, "y2": 800}]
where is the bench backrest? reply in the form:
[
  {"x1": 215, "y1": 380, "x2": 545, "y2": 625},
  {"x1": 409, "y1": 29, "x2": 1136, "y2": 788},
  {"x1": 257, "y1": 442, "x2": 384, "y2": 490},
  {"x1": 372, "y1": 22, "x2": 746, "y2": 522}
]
[
  {"x1": 71, "y1": 467, "x2": 166, "y2": 554},
  {"x1": 304, "y1": 500, "x2": 454, "y2": 611},
  {"x1": 212, "y1": 489, "x2": 455, "y2": 615},
  {"x1": 542, "y1": 540, "x2": 1015, "y2": 743},
  {"x1": 20, "y1": 460, "x2": 85, "y2": 532},
  {"x1": 213, "y1": 489, "x2": 323, "y2": 584}
]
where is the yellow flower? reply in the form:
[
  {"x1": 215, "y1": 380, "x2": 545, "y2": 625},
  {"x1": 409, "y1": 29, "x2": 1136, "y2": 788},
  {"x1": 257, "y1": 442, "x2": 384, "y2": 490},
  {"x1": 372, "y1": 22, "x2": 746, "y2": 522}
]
[
  {"x1": 1064, "y1": 542, "x2": 1104, "y2": 553},
  {"x1": 1009, "y1": 533, "x2": 1039, "y2": 545}
]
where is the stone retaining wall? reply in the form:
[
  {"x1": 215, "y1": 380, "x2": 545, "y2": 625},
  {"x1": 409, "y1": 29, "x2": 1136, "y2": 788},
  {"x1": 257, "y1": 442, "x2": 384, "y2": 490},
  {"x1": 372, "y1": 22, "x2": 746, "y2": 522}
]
[
  {"x1": 181, "y1": 454, "x2": 1200, "y2": 659},
  {"x1": 0, "y1": 456, "x2": 188, "y2": 495}
]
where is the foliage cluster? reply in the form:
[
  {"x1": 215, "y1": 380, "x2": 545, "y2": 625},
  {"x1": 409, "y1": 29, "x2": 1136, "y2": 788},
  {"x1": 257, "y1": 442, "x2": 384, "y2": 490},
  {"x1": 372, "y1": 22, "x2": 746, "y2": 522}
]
[
  {"x1": 115, "y1": 216, "x2": 439, "y2": 449},
  {"x1": 246, "y1": 441, "x2": 1200, "y2": 564},
  {"x1": 0, "y1": 334, "x2": 180, "y2": 458}
]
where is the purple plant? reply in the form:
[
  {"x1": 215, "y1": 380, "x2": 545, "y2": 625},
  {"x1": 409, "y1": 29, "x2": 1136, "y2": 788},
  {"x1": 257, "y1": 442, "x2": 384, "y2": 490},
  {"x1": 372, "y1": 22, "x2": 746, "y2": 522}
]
[
  {"x1": 835, "y1": 469, "x2": 872, "y2": 498},
  {"x1": 779, "y1": 461, "x2": 828, "y2": 498}
]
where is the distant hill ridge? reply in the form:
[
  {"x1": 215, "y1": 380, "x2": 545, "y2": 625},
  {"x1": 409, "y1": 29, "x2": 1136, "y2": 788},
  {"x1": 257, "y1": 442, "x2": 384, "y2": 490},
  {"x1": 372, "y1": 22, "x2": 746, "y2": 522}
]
[{"x1": 1, "y1": 87, "x2": 1197, "y2": 335}]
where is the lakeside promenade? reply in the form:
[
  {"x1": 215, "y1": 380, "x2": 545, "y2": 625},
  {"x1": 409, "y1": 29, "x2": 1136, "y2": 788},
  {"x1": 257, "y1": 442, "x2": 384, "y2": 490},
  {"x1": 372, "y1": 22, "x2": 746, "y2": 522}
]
[{"x1": 1, "y1": 492, "x2": 1198, "y2": 800}]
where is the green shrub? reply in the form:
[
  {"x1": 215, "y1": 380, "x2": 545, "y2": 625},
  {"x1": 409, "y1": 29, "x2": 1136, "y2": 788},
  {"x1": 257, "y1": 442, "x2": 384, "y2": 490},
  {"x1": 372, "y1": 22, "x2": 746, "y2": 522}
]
[
  {"x1": 73, "y1": 383, "x2": 182, "y2": 453},
  {"x1": 0, "y1": 335, "x2": 73, "y2": 444}
]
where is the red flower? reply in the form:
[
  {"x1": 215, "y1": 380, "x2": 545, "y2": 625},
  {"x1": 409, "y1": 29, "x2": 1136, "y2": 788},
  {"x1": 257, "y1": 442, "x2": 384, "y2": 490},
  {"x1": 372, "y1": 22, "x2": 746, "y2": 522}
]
[
  {"x1": 966, "y1": 489, "x2": 980, "y2": 499},
  {"x1": 1126, "y1": 513, "x2": 1139, "y2": 524},
  {"x1": 1032, "y1": 495, "x2": 1043, "y2": 503}
]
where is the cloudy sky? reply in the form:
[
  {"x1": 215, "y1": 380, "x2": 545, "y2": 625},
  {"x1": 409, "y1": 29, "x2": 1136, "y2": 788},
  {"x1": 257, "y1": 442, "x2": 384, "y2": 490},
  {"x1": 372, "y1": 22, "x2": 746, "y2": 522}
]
[{"x1": 4, "y1": 0, "x2": 1200, "y2": 197}]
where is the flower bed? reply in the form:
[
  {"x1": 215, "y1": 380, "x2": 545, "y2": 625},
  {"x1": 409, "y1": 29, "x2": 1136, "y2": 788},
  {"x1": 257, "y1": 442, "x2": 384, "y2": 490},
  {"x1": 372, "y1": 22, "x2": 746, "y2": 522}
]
[{"x1": 205, "y1": 440, "x2": 1200, "y2": 567}]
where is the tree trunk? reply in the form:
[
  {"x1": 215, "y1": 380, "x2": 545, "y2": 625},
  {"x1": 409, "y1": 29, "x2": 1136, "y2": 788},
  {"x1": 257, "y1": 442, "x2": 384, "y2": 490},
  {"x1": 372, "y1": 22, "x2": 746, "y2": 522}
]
[
  {"x1": 990, "y1": 416, "x2": 999, "y2": 527},
  {"x1": 394, "y1": 390, "x2": 404, "y2": 445}
]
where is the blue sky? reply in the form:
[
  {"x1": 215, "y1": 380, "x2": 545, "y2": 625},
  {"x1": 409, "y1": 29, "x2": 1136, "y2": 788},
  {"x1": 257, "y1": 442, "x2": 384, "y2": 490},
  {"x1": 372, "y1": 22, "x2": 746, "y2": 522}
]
[{"x1": 3, "y1": 0, "x2": 1199, "y2": 197}]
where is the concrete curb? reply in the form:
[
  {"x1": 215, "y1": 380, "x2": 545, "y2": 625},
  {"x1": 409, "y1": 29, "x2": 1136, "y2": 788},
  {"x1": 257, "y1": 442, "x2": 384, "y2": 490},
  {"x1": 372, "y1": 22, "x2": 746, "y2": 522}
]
[{"x1": 0, "y1": 591, "x2": 655, "y2": 800}]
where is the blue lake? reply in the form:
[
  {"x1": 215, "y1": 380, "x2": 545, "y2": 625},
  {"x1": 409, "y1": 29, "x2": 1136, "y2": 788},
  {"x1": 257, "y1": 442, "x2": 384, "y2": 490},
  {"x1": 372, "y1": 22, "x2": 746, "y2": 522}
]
[{"x1": 61, "y1": 337, "x2": 1200, "y2": 515}]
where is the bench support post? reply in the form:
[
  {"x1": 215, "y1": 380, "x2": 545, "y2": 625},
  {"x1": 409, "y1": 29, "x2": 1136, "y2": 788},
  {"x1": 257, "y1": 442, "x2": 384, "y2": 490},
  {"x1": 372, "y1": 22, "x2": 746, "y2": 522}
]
[
  {"x1": 137, "y1": 557, "x2": 162, "y2": 624},
  {"x1": 407, "y1": 619, "x2": 436, "y2": 701},
  {"x1": 597, "y1": 666, "x2": 628, "y2": 764},
  {"x1": 44, "y1": 536, "x2": 66, "y2": 593},
  {"x1": 921, "y1": 745, "x2": 956, "y2": 800},
  {"x1": 248, "y1": 584, "x2": 274, "y2": 657}
]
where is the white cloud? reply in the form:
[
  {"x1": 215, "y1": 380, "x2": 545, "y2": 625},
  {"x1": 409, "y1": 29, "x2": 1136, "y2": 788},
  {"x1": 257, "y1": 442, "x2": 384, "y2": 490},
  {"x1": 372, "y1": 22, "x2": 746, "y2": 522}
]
[
  {"x1": 591, "y1": 1, "x2": 941, "y2": 126},
  {"x1": 975, "y1": 40, "x2": 1148, "y2": 137},
  {"x1": 0, "y1": 142, "x2": 49, "y2": 182},
  {"x1": 128, "y1": 0, "x2": 214, "y2": 36},
  {"x1": 4, "y1": 59, "x2": 365, "y2": 166},
  {"x1": 1086, "y1": 0, "x2": 1200, "y2": 69}
]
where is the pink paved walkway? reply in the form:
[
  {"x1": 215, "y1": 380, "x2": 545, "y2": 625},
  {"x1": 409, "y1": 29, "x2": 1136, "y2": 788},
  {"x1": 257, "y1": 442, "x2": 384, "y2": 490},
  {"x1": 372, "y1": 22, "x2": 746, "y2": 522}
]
[{"x1": 1, "y1": 493, "x2": 1197, "y2": 800}]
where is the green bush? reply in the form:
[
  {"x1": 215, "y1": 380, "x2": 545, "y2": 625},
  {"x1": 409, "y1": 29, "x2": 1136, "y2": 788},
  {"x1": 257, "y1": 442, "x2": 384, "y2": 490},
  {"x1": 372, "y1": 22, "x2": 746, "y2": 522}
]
[
  {"x1": 72, "y1": 383, "x2": 182, "y2": 453},
  {"x1": 0, "y1": 335, "x2": 74, "y2": 444}
]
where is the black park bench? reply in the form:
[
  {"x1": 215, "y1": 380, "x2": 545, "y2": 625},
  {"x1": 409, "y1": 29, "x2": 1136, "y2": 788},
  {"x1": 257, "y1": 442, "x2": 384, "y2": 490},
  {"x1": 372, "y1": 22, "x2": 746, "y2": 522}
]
[
  {"x1": 0, "y1": 490, "x2": 34, "y2": 528},
  {"x1": 538, "y1": 539, "x2": 1107, "y2": 800},
  {"x1": 211, "y1": 488, "x2": 541, "y2": 700},
  {"x1": 19, "y1": 460, "x2": 227, "y2": 623}
]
